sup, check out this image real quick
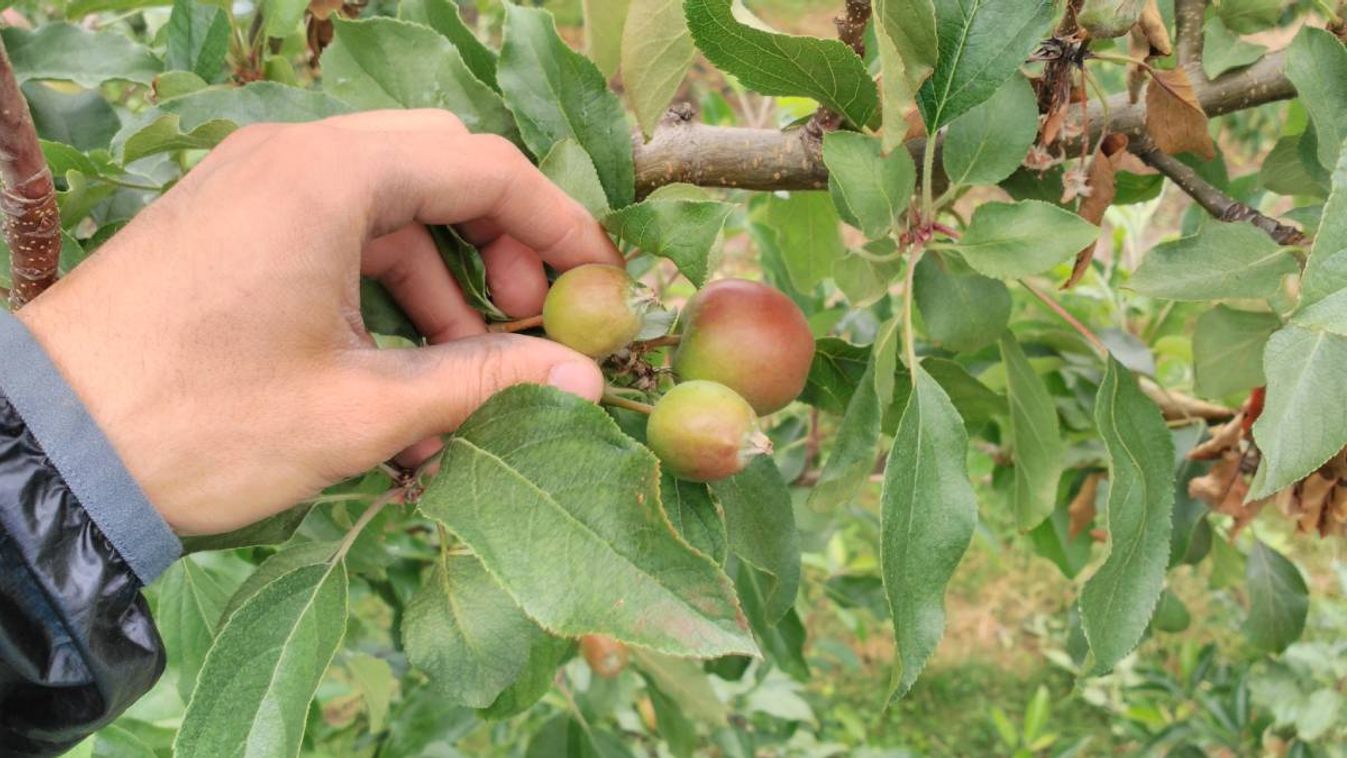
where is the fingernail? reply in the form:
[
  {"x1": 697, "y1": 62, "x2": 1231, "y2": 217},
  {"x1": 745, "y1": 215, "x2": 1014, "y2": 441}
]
[{"x1": 547, "y1": 360, "x2": 602, "y2": 398}]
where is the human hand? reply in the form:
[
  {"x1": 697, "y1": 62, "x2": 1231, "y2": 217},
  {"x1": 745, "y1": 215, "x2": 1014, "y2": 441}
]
[{"x1": 14, "y1": 110, "x2": 621, "y2": 535}]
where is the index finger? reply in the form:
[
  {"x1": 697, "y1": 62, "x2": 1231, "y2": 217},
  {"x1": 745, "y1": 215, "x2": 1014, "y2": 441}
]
[{"x1": 319, "y1": 111, "x2": 623, "y2": 271}]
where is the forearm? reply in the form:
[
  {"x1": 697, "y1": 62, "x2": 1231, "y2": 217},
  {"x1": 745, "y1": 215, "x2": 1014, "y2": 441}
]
[{"x1": 0, "y1": 309, "x2": 178, "y2": 757}]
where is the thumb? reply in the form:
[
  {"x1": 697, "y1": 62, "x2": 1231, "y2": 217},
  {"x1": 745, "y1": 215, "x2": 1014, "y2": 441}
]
[{"x1": 367, "y1": 333, "x2": 605, "y2": 448}]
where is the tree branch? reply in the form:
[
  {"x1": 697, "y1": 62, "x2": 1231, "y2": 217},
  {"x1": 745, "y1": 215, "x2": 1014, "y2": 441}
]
[
  {"x1": 1130, "y1": 135, "x2": 1308, "y2": 245},
  {"x1": 634, "y1": 49, "x2": 1293, "y2": 196},
  {"x1": 0, "y1": 38, "x2": 60, "y2": 309},
  {"x1": 1174, "y1": 0, "x2": 1207, "y2": 71}
]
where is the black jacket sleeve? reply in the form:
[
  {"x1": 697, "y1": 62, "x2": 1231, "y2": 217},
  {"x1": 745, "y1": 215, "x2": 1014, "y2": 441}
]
[
  {"x1": 0, "y1": 394, "x2": 165, "y2": 757},
  {"x1": 0, "y1": 309, "x2": 180, "y2": 758}
]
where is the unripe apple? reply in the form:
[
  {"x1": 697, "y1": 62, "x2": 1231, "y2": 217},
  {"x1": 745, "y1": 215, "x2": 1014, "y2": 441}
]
[
  {"x1": 647, "y1": 381, "x2": 772, "y2": 483},
  {"x1": 672, "y1": 279, "x2": 814, "y2": 415},
  {"x1": 543, "y1": 264, "x2": 650, "y2": 358},
  {"x1": 580, "y1": 634, "x2": 628, "y2": 679}
]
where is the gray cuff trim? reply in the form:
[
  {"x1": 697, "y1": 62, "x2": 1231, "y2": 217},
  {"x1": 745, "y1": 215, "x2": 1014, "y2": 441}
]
[{"x1": 0, "y1": 309, "x2": 180, "y2": 584}]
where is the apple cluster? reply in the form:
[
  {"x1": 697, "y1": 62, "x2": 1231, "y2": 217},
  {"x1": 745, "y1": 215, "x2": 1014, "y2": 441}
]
[{"x1": 541, "y1": 265, "x2": 815, "y2": 483}]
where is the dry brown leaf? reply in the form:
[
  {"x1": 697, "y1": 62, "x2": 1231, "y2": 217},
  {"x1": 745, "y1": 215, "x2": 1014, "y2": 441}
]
[
  {"x1": 1064, "y1": 133, "x2": 1128, "y2": 288},
  {"x1": 903, "y1": 107, "x2": 926, "y2": 141},
  {"x1": 1188, "y1": 413, "x2": 1245, "y2": 461},
  {"x1": 1068, "y1": 472, "x2": 1104, "y2": 538},
  {"x1": 1137, "y1": 0, "x2": 1172, "y2": 57},
  {"x1": 1298, "y1": 472, "x2": 1336, "y2": 535},
  {"x1": 1189, "y1": 452, "x2": 1263, "y2": 535},
  {"x1": 1042, "y1": 109, "x2": 1067, "y2": 147},
  {"x1": 309, "y1": 0, "x2": 344, "y2": 20},
  {"x1": 1114, "y1": 150, "x2": 1158, "y2": 175},
  {"x1": 1145, "y1": 68, "x2": 1215, "y2": 159}
]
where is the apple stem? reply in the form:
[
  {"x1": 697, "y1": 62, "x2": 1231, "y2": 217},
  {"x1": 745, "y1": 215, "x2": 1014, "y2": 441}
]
[
  {"x1": 488, "y1": 314, "x2": 544, "y2": 333},
  {"x1": 601, "y1": 388, "x2": 655, "y2": 415},
  {"x1": 633, "y1": 334, "x2": 681, "y2": 350}
]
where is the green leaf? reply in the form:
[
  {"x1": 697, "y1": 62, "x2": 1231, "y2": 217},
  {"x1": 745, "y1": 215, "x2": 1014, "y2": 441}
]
[
  {"x1": 683, "y1": 0, "x2": 878, "y2": 127},
  {"x1": 421, "y1": 385, "x2": 755, "y2": 657},
  {"x1": 631, "y1": 648, "x2": 727, "y2": 724},
  {"x1": 602, "y1": 199, "x2": 732, "y2": 287},
  {"x1": 24, "y1": 82, "x2": 121, "y2": 151},
  {"x1": 526, "y1": 716, "x2": 635, "y2": 758},
  {"x1": 114, "y1": 82, "x2": 353, "y2": 163},
  {"x1": 917, "y1": 0, "x2": 1054, "y2": 130},
  {"x1": 1250, "y1": 326, "x2": 1347, "y2": 498},
  {"x1": 181, "y1": 503, "x2": 314, "y2": 554},
  {"x1": 539, "y1": 138, "x2": 611, "y2": 216},
  {"x1": 1022, "y1": 685, "x2": 1051, "y2": 743},
  {"x1": 648, "y1": 682, "x2": 697, "y2": 757},
  {"x1": 262, "y1": 0, "x2": 306, "y2": 38},
  {"x1": 873, "y1": 0, "x2": 938, "y2": 151},
  {"x1": 64, "y1": 0, "x2": 170, "y2": 17},
  {"x1": 662, "y1": 473, "x2": 728, "y2": 564},
  {"x1": 914, "y1": 254, "x2": 1010, "y2": 353},
  {"x1": 430, "y1": 225, "x2": 509, "y2": 323},
  {"x1": 360, "y1": 278, "x2": 421, "y2": 342},
  {"x1": 1028, "y1": 481, "x2": 1096, "y2": 579},
  {"x1": 622, "y1": 0, "x2": 695, "y2": 138},
  {"x1": 956, "y1": 200, "x2": 1100, "y2": 279},
  {"x1": 154, "y1": 556, "x2": 234, "y2": 702},
  {"x1": 118, "y1": 115, "x2": 235, "y2": 164},
  {"x1": 942, "y1": 74, "x2": 1038, "y2": 188},
  {"x1": 346, "y1": 653, "x2": 395, "y2": 734},
  {"x1": 1151, "y1": 588, "x2": 1191, "y2": 633},
  {"x1": 165, "y1": 0, "x2": 230, "y2": 83},
  {"x1": 833, "y1": 248, "x2": 905, "y2": 307},
  {"x1": 1261, "y1": 134, "x2": 1330, "y2": 198},
  {"x1": 398, "y1": 0, "x2": 499, "y2": 90},
  {"x1": 822, "y1": 131, "x2": 916, "y2": 240},
  {"x1": 321, "y1": 18, "x2": 518, "y2": 140},
  {"x1": 1294, "y1": 149, "x2": 1347, "y2": 333},
  {"x1": 1217, "y1": 0, "x2": 1282, "y2": 34},
  {"x1": 762, "y1": 191, "x2": 845, "y2": 292},
  {"x1": 999, "y1": 333, "x2": 1065, "y2": 532},
  {"x1": 881, "y1": 367, "x2": 977, "y2": 700},
  {"x1": 1129, "y1": 222, "x2": 1297, "y2": 301},
  {"x1": 711, "y1": 457, "x2": 801, "y2": 625},
  {"x1": 805, "y1": 342, "x2": 884, "y2": 514},
  {"x1": 1244, "y1": 540, "x2": 1309, "y2": 653},
  {"x1": 583, "y1": 0, "x2": 631, "y2": 78},
  {"x1": 924, "y1": 357, "x2": 1006, "y2": 431},
  {"x1": 404, "y1": 552, "x2": 544, "y2": 708},
  {"x1": 803, "y1": 338, "x2": 870, "y2": 415},
  {"x1": 1202, "y1": 16, "x2": 1266, "y2": 79},
  {"x1": 1285, "y1": 28, "x2": 1347, "y2": 173},
  {"x1": 2, "y1": 24, "x2": 160, "y2": 87},
  {"x1": 1192, "y1": 306, "x2": 1280, "y2": 399},
  {"x1": 176, "y1": 562, "x2": 348, "y2": 758},
  {"x1": 93, "y1": 725, "x2": 156, "y2": 758},
  {"x1": 499, "y1": 4, "x2": 635, "y2": 208},
  {"x1": 734, "y1": 562, "x2": 810, "y2": 681},
  {"x1": 479, "y1": 634, "x2": 573, "y2": 719},
  {"x1": 1080, "y1": 358, "x2": 1175, "y2": 675},
  {"x1": 221, "y1": 541, "x2": 337, "y2": 620},
  {"x1": 155, "y1": 70, "x2": 210, "y2": 100}
]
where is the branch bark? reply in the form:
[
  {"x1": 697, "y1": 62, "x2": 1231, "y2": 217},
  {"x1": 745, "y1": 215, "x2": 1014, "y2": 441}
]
[
  {"x1": 1131, "y1": 135, "x2": 1308, "y2": 246},
  {"x1": 634, "y1": 49, "x2": 1293, "y2": 196},
  {"x1": 1174, "y1": 0, "x2": 1207, "y2": 71},
  {"x1": 0, "y1": 38, "x2": 60, "y2": 309}
]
